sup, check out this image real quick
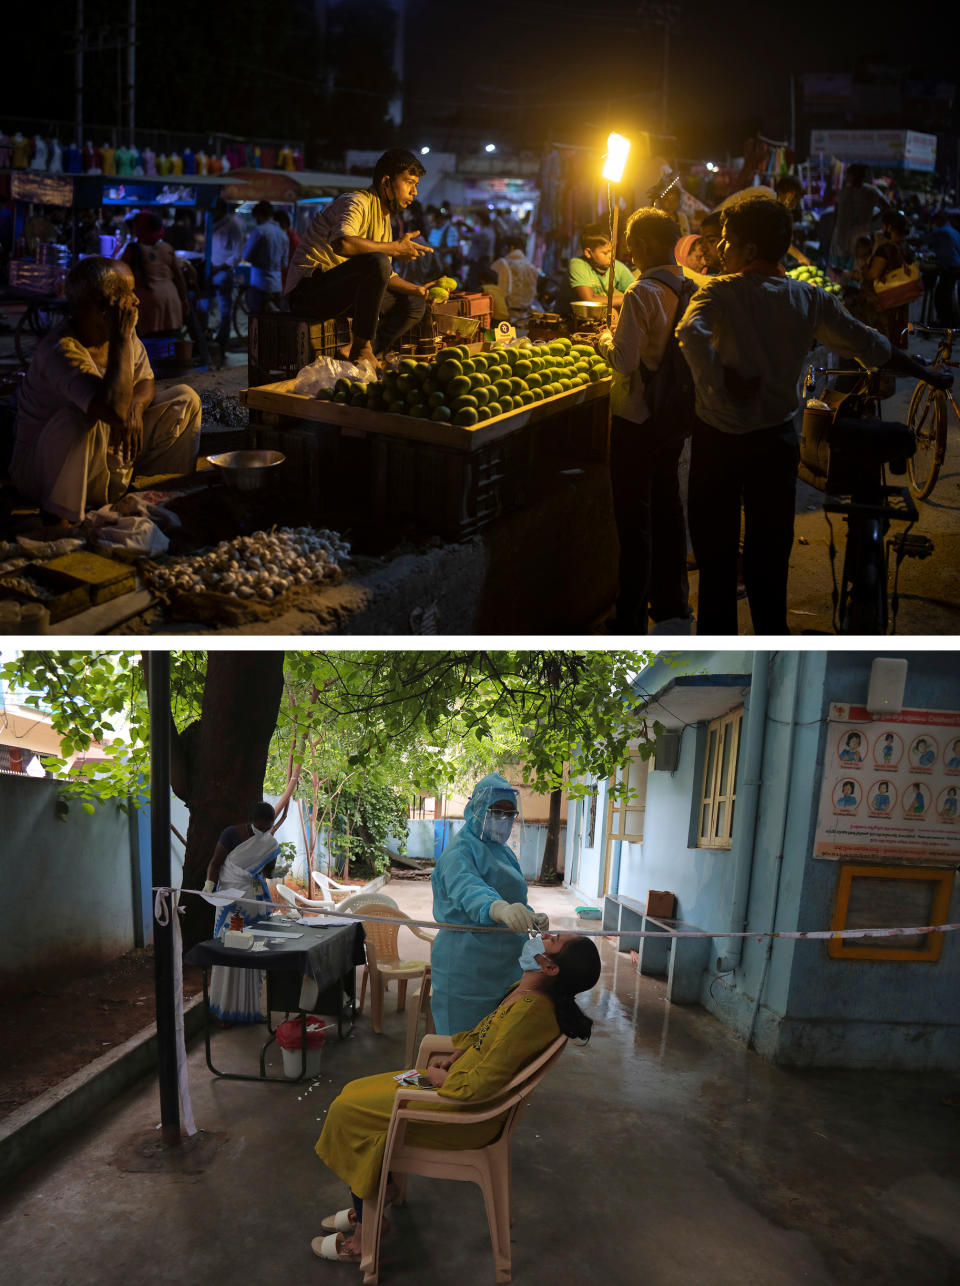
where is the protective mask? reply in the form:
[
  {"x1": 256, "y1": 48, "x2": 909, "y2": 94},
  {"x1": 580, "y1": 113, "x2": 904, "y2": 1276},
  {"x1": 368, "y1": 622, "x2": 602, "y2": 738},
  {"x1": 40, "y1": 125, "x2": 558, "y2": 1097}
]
[
  {"x1": 519, "y1": 934, "x2": 545, "y2": 971},
  {"x1": 485, "y1": 814, "x2": 514, "y2": 844}
]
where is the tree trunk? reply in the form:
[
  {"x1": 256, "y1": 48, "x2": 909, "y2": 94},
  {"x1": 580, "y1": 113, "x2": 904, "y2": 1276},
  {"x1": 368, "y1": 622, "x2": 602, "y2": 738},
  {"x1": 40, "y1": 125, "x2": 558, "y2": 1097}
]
[
  {"x1": 539, "y1": 787, "x2": 564, "y2": 881},
  {"x1": 179, "y1": 652, "x2": 286, "y2": 951}
]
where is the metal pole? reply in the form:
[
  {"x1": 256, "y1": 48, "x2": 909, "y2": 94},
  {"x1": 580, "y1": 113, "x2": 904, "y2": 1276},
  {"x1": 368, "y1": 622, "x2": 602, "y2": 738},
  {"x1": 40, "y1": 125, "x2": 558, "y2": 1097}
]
[
  {"x1": 661, "y1": 21, "x2": 669, "y2": 134},
  {"x1": 149, "y1": 651, "x2": 181, "y2": 1147},
  {"x1": 127, "y1": 0, "x2": 136, "y2": 148},
  {"x1": 606, "y1": 198, "x2": 619, "y2": 327},
  {"x1": 75, "y1": 0, "x2": 84, "y2": 146}
]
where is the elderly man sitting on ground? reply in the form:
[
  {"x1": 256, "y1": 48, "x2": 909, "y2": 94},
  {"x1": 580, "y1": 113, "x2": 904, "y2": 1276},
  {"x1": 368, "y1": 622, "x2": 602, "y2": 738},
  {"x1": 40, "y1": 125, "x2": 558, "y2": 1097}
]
[{"x1": 10, "y1": 256, "x2": 201, "y2": 523}]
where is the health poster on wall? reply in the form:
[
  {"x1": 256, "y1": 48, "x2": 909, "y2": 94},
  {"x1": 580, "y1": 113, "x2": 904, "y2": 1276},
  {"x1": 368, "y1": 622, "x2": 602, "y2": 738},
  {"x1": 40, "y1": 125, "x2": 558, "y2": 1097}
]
[{"x1": 813, "y1": 704, "x2": 960, "y2": 865}]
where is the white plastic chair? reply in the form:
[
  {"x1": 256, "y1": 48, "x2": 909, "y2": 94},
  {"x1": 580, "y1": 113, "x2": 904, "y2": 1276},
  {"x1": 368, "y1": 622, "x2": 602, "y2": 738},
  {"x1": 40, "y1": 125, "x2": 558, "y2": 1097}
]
[
  {"x1": 274, "y1": 883, "x2": 336, "y2": 913},
  {"x1": 359, "y1": 1031, "x2": 568, "y2": 1284},
  {"x1": 310, "y1": 868, "x2": 355, "y2": 900},
  {"x1": 336, "y1": 890, "x2": 399, "y2": 915}
]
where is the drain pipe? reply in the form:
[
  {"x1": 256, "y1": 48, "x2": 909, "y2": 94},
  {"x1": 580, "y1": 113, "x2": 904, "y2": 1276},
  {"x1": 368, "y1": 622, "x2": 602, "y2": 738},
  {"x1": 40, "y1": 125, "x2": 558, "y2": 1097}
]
[
  {"x1": 746, "y1": 651, "x2": 804, "y2": 1047},
  {"x1": 716, "y1": 650, "x2": 770, "y2": 973}
]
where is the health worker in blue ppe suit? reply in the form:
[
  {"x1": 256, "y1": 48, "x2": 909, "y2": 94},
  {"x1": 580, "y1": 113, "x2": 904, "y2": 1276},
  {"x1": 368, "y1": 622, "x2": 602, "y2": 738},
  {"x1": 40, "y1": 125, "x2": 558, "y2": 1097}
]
[{"x1": 431, "y1": 773, "x2": 549, "y2": 1035}]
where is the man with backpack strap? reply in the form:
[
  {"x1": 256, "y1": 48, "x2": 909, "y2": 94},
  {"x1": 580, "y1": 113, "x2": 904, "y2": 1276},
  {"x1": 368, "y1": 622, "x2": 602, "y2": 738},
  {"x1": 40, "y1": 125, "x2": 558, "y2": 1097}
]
[{"x1": 596, "y1": 207, "x2": 697, "y2": 634}]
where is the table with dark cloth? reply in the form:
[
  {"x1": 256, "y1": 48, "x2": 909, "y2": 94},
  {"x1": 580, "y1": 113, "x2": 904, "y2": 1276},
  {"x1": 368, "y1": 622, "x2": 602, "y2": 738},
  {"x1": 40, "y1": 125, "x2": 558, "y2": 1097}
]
[{"x1": 185, "y1": 919, "x2": 366, "y2": 1082}]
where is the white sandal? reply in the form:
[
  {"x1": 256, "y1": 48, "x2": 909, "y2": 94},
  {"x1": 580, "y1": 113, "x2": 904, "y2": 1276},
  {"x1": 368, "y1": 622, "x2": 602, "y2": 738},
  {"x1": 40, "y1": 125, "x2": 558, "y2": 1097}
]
[
  {"x1": 311, "y1": 1232, "x2": 360, "y2": 1263},
  {"x1": 320, "y1": 1208, "x2": 356, "y2": 1234}
]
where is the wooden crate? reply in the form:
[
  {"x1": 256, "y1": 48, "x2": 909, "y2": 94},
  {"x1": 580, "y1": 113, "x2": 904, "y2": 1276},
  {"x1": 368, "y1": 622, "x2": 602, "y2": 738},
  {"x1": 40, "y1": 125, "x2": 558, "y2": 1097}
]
[
  {"x1": 240, "y1": 378, "x2": 611, "y2": 541},
  {"x1": 248, "y1": 313, "x2": 352, "y2": 389}
]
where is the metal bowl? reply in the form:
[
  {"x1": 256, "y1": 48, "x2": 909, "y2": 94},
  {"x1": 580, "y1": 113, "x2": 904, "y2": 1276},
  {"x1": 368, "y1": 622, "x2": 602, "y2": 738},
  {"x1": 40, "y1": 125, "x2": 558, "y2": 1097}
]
[
  {"x1": 207, "y1": 449, "x2": 286, "y2": 493},
  {"x1": 569, "y1": 300, "x2": 608, "y2": 321}
]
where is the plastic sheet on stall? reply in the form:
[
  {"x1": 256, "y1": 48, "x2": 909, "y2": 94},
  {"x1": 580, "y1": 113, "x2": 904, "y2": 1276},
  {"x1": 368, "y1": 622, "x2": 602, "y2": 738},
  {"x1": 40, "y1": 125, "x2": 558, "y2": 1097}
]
[{"x1": 293, "y1": 354, "x2": 379, "y2": 396}]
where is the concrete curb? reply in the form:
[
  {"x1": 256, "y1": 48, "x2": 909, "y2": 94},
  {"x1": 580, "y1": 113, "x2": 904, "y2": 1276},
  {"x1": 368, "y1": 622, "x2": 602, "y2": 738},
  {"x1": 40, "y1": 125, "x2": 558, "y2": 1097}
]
[{"x1": 0, "y1": 994, "x2": 206, "y2": 1188}]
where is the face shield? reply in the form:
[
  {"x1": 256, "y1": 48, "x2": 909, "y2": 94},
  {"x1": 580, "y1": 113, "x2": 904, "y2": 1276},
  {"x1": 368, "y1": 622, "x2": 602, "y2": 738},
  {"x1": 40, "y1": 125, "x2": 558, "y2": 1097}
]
[{"x1": 479, "y1": 792, "x2": 526, "y2": 861}]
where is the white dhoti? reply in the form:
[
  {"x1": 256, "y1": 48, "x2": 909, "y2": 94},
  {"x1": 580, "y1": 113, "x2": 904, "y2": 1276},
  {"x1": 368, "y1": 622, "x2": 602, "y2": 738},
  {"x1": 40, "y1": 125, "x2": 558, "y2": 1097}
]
[{"x1": 11, "y1": 383, "x2": 201, "y2": 521}]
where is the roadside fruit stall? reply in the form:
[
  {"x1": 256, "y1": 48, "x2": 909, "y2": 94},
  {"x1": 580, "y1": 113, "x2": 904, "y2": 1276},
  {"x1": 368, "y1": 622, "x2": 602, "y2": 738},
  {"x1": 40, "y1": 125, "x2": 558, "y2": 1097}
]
[{"x1": 238, "y1": 336, "x2": 618, "y2": 632}]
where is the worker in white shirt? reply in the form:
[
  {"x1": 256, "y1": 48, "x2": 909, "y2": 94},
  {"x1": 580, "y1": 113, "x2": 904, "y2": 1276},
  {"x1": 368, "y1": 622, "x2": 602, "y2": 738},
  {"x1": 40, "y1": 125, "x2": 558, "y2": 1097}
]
[{"x1": 676, "y1": 197, "x2": 951, "y2": 635}]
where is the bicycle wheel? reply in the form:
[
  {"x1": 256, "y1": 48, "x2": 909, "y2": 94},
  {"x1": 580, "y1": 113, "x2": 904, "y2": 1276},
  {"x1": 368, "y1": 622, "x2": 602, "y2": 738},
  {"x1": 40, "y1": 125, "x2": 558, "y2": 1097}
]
[
  {"x1": 232, "y1": 287, "x2": 249, "y2": 342},
  {"x1": 841, "y1": 518, "x2": 887, "y2": 635},
  {"x1": 906, "y1": 382, "x2": 945, "y2": 500}
]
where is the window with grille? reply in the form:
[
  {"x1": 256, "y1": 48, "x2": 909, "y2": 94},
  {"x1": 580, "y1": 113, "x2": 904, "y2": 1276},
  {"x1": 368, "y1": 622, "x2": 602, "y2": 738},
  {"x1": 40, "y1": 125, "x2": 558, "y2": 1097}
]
[{"x1": 697, "y1": 710, "x2": 742, "y2": 848}]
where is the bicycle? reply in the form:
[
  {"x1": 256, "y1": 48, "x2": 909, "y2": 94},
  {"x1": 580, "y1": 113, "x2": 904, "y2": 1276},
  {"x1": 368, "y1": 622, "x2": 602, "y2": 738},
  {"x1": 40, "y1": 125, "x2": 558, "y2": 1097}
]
[
  {"x1": 800, "y1": 362, "x2": 932, "y2": 634},
  {"x1": 901, "y1": 321, "x2": 959, "y2": 500}
]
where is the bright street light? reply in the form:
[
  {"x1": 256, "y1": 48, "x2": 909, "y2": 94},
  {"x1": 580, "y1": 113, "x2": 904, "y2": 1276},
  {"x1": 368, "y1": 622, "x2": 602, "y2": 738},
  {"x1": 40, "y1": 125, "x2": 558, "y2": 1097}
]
[
  {"x1": 484, "y1": 143, "x2": 496, "y2": 153},
  {"x1": 420, "y1": 146, "x2": 430, "y2": 155},
  {"x1": 602, "y1": 132, "x2": 631, "y2": 183}
]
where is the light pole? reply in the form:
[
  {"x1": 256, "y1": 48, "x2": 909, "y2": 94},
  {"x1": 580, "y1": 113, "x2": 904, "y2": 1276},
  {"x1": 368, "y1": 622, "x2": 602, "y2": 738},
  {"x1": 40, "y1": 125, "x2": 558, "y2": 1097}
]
[{"x1": 603, "y1": 132, "x2": 631, "y2": 326}]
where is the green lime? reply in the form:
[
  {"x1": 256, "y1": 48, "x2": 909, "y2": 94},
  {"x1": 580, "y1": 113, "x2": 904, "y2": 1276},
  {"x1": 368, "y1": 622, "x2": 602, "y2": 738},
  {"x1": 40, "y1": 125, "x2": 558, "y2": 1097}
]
[
  {"x1": 476, "y1": 405, "x2": 492, "y2": 421},
  {"x1": 315, "y1": 388, "x2": 333, "y2": 401},
  {"x1": 514, "y1": 359, "x2": 532, "y2": 377},
  {"x1": 396, "y1": 372, "x2": 415, "y2": 392},
  {"x1": 428, "y1": 390, "x2": 447, "y2": 409},
  {"x1": 436, "y1": 360, "x2": 463, "y2": 385},
  {"x1": 529, "y1": 387, "x2": 545, "y2": 401},
  {"x1": 499, "y1": 394, "x2": 515, "y2": 412},
  {"x1": 332, "y1": 390, "x2": 348, "y2": 403},
  {"x1": 398, "y1": 358, "x2": 418, "y2": 374},
  {"x1": 559, "y1": 378, "x2": 573, "y2": 391},
  {"x1": 460, "y1": 358, "x2": 476, "y2": 375},
  {"x1": 431, "y1": 405, "x2": 452, "y2": 422},
  {"x1": 447, "y1": 375, "x2": 471, "y2": 397},
  {"x1": 525, "y1": 372, "x2": 542, "y2": 389},
  {"x1": 588, "y1": 366, "x2": 602, "y2": 382},
  {"x1": 408, "y1": 401, "x2": 427, "y2": 419},
  {"x1": 422, "y1": 376, "x2": 439, "y2": 396},
  {"x1": 510, "y1": 377, "x2": 525, "y2": 396},
  {"x1": 451, "y1": 393, "x2": 479, "y2": 412},
  {"x1": 404, "y1": 385, "x2": 421, "y2": 405},
  {"x1": 453, "y1": 407, "x2": 479, "y2": 426},
  {"x1": 495, "y1": 379, "x2": 513, "y2": 399},
  {"x1": 474, "y1": 386, "x2": 490, "y2": 406},
  {"x1": 486, "y1": 401, "x2": 503, "y2": 418}
]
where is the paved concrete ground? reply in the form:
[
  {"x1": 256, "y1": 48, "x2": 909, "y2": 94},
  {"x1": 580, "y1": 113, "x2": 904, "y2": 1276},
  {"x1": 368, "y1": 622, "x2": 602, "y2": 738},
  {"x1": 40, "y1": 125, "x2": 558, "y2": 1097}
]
[{"x1": 1, "y1": 880, "x2": 958, "y2": 1286}]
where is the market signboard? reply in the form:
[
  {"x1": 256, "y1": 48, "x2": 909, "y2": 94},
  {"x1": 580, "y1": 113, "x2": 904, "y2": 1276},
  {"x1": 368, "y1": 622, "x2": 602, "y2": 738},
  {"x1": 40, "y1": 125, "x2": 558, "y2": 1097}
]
[
  {"x1": 813, "y1": 704, "x2": 960, "y2": 865},
  {"x1": 809, "y1": 128, "x2": 937, "y2": 172}
]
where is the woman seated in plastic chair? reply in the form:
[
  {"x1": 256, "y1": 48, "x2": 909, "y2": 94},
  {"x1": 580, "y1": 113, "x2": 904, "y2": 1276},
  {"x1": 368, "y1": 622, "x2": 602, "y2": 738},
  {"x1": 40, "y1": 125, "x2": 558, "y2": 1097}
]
[{"x1": 310, "y1": 931, "x2": 601, "y2": 1264}]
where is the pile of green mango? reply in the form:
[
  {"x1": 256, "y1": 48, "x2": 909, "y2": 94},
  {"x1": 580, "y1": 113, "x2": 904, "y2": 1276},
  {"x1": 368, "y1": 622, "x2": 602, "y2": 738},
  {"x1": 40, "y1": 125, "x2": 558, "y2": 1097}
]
[
  {"x1": 316, "y1": 337, "x2": 610, "y2": 426},
  {"x1": 787, "y1": 264, "x2": 843, "y2": 296}
]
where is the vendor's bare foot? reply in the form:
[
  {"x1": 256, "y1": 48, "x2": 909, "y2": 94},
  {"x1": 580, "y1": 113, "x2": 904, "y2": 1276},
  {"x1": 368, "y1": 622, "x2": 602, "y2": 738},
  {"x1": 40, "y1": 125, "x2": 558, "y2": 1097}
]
[{"x1": 346, "y1": 342, "x2": 382, "y2": 374}]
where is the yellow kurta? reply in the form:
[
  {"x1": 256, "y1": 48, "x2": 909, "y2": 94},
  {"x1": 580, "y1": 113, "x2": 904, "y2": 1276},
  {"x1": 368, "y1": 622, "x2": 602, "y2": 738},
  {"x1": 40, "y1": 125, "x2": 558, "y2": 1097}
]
[{"x1": 315, "y1": 991, "x2": 560, "y2": 1199}]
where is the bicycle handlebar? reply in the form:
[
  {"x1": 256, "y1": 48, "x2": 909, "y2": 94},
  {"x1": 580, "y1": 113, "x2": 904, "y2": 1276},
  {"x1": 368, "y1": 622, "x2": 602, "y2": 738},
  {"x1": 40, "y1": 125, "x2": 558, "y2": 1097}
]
[{"x1": 902, "y1": 322, "x2": 958, "y2": 340}]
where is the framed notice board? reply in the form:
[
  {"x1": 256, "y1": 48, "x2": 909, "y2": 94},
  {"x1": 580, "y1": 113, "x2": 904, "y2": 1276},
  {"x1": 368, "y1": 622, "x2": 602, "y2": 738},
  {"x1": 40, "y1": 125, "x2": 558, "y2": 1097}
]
[{"x1": 829, "y1": 864, "x2": 954, "y2": 961}]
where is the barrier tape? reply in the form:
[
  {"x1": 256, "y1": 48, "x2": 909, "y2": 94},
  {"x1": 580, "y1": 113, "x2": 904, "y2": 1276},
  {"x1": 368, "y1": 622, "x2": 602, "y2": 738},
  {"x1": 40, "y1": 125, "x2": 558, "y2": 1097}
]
[{"x1": 153, "y1": 886, "x2": 960, "y2": 943}]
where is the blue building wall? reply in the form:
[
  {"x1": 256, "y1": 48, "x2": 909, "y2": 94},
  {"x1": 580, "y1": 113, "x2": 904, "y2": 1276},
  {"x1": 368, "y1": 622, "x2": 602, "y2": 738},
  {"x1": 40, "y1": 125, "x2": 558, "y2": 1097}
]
[
  {"x1": 775, "y1": 651, "x2": 960, "y2": 1069},
  {"x1": 566, "y1": 649, "x2": 960, "y2": 1070}
]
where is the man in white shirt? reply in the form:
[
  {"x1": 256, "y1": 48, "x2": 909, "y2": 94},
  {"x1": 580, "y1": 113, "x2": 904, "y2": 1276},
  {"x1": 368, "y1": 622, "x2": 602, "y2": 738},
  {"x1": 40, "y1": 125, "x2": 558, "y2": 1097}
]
[
  {"x1": 596, "y1": 208, "x2": 693, "y2": 633},
  {"x1": 490, "y1": 238, "x2": 540, "y2": 312},
  {"x1": 11, "y1": 257, "x2": 200, "y2": 522},
  {"x1": 676, "y1": 197, "x2": 950, "y2": 635},
  {"x1": 284, "y1": 149, "x2": 433, "y2": 369},
  {"x1": 203, "y1": 198, "x2": 244, "y2": 349}
]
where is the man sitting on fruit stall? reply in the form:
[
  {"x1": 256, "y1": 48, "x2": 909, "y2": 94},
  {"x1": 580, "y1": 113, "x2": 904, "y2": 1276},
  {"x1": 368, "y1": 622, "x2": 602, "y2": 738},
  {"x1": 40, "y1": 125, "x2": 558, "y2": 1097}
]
[
  {"x1": 561, "y1": 222, "x2": 635, "y2": 320},
  {"x1": 284, "y1": 148, "x2": 433, "y2": 369},
  {"x1": 676, "y1": 197, "x2": 952, "y2": 637},
  {"x1": 11, "y1": 256, "x2": 200, "y2": 524}
]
